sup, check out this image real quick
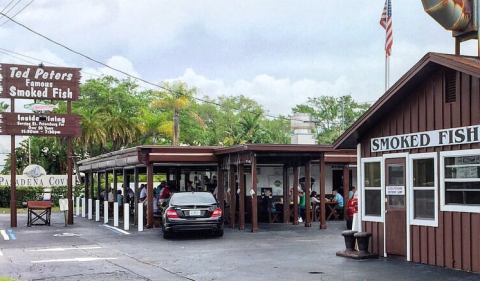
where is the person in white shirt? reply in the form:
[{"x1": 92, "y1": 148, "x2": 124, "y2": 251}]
[{"x1": 139, "y1": 184, "x2": 147, "y2": 202}]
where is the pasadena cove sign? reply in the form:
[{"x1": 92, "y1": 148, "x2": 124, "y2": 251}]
[
  {"x1": 0, "y1": 175, "x2": 72, "y2": 187},
  {"x1": 371, "y1": 125, "x2": 480, "y2": 152}
]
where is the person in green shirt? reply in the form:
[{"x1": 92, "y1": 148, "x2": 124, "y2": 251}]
[{"x1": 299, "y1": 186, "x2": 306, "y2": 223}]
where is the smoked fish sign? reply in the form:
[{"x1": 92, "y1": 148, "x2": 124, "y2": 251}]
[
  {"x1": 0, "y1": 113, "x2": 81, "y2": 136},
  {"x1": 371, "y1": 125, "x2": 480, "y2": 152},
  {"x1": 0, "y1": 63, "x2": 81, "y2": 100}
]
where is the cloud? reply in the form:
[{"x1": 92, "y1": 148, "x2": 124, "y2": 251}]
[{"x1": 172, "y1": 68, "x2": 352, "y2": 115}]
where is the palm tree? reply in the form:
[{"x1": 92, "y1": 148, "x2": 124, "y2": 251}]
[
  {"x1": 0, "y1": 101, "x2": 9, "y2": 112},
  {"x1": 151, "y1": 82, "x2": 197, "y2": 146},
  {"x1": 78, "y1": 109, "x2": 107, "y2": 154},
  {"x1": 239, "y1": 112, "x2": 262, "y2": 144}
]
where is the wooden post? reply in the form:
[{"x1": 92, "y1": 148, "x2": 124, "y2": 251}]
[
  {"x1": 455, "y1": 37, "x2": 461, "y2": 55},
  {"x1": 217, "y1": 166, "x2": 225, "y2": 212},
  {"x1": 292, "y1": 166, "x2": 299, "y2": 225},
  {"x1": 184, "y1": 172, "x2": 190, "y2": 191},
  {"x1": 238, "y1": 164, "x2": 245, "y2": 230},
  {"x1": 10, "y1": 97, "x2": 16, "y2": 227},
  {"x1": 97, "y1": 172, "x2": 101, "y2": 200},
  {"x1": 251, "y1": 155, "x2": 258, "y2": 232},
  {"x1": 133, "y1": 167, "x2": 139, "y2": 226},
  {"x1": 123, "y1": 169, "x2": 128, "y2": 205},
  {"x1": 146, "y1": 163, "x2": 154, "y2": 228},
  {"x1": 113, "y1": 169, "x2": 118, "y2": 198},
  {"x1": 229, "y1": 165, "x2": 236, "y2": 228},
  {"x1": 283, "y1": 166, "x2": 289, "y2": 223},
  {"x1": 320, "y1": 154, "x2": 327, "y2": 229},
  {"x1": 305, "y1": 161, "x2": 312, "y2": 227},
  {"x1": 175, "y1": 168, "x2": 181, "y2": 192},
  {"x1": 343, "y1": 164, "x2": 350, "y2": 220}
]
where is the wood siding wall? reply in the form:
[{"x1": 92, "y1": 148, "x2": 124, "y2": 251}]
[{"x1": 359, "y1": 68, "x2": 480, "y2": 272}]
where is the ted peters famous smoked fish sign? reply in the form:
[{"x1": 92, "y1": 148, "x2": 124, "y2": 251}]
[
  {"x1": 0, "y1": 63, "x2": 80, "y2": 100},
  {"x1": 0, "y1": 113, "x2": 81, "y2": 136},
  {"x1": 371, "y1": 124, "x2": 480, "y2": 152}
]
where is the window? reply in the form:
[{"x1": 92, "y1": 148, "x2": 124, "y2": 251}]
[
  {"x1": 362, "y1": 158, "x2": 383, "y2": 221},
  {"x1": 440, "y1": 149, "x2": 480, "y2": 213},
  {"x1": 409, "y1": 153, "x2": 437, "y2": 227}
]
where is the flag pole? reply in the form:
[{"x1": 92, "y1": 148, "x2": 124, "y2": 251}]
[{"x1": 385, "y1": 53, "x2": 388, "y2": 92}]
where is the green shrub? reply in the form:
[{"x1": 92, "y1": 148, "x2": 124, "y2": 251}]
[{"x1": 0, "y1": 185, "x2": 85, "y2": 207}]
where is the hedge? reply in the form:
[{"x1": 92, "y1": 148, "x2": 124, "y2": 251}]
[{"x1": 0, "y1": 185, "x2": 84, "y2": 208}]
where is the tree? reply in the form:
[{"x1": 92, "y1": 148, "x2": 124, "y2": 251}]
[
  {"x1": 150, "y1": 81, "x2": 199, "y2": 146},
  {"x1": 292, "y1": 95, "x2": 370, "y2": 144},
  {"x1": 0, "y1": 101, "x2": 8, "y2": 112}
]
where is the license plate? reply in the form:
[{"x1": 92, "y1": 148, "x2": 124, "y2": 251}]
[{"x1": 189, "y1": 210, "x2": 201, "y2": 216}]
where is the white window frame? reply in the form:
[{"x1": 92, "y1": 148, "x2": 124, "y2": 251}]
[
  {"x1": 409, "y1": 152, "x2": 438, "y2": 227},
  {"x1": 361, "y1": 157, "x2": 384, "y2": 222},
  {"x1": 440, "y1": 149, "x2": 480, "y2": 213}
]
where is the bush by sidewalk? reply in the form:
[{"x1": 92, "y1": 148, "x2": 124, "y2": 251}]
[{"x1": 0, "y1": 185, "x2": 84, "y2": 207}]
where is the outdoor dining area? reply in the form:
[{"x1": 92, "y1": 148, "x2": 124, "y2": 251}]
[{"x1": 76, "y1": 144, "x2": 356, "y2": 232}]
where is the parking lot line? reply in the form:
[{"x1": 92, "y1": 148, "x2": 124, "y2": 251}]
[
  {"x1": 7, "y1": 229, "x2": 16, "y2": 240},
  {"x1": 102, "y1": 224, "x2": 130, "y2": 235},
  {"x1": 27, "y1": 246, "x2": 102, "y2": 252},
  {"x1": 31, "y1": 257, "x2": 117, "y2": 263},
  {"x1": 0, "y1": 230, "x2": 9, "y2": 240}
]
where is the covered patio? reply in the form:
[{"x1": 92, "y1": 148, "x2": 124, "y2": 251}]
[{"x1": 76, "y1": 145, "x2": 356, "y2": 232}]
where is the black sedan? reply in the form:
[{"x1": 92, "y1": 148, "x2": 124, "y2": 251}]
[{"x1": 162, "y1": 192, "x2": 224, "y2": 239}]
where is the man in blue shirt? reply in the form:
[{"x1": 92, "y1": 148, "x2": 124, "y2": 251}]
[{"x1": 332, "y1": 189, "x2": 344, "y2": 208}]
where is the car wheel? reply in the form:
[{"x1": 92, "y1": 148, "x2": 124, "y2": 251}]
[
  {"x1": 214, "y1": 229, "x2": 224, "y2": 237},
  {"x1": 163, "y1": 230, "x2": 172, "y2": 239}
]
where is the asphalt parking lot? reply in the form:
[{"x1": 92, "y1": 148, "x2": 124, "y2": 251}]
[{"x1": 0, "y1": 213, "x2": 479, "y2": 281}]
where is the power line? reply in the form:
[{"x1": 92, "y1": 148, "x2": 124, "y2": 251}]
[
  {"x1": 0, "y1": 12, "x2": 310, "y2": 123},
  {"x1": 0, "y1": 0, "x2": 34, "y2": 27},
  {"x1": 1, "y1": 0, "x2": 23, "y2": 19},
  {"x1": 0, "y1": 0, "x2": 17, "y2": 14}
]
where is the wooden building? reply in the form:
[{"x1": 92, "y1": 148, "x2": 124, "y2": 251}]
[
  {"x1": 335, "y1": 53, "x2": 480, "y2": 272},
  {"x1": 77, "y1": 144, "x2": 355, "y2": 232}
]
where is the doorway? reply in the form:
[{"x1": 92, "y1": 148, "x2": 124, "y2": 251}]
[{"x1": 384, "y1": 158, "x2": 406, "y2": 257}]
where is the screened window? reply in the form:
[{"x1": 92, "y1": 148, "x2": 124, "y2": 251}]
[
  {"x1": 444, "y1": 155, "x2": 480, "y2": 206},
  {"x1": 364, "y1": 161, "x2": 381, "y2": 217}
]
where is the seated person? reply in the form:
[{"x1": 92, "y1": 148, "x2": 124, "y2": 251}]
[{"x1": 332, "y1": 189, "x2": 344, "y2": 219}]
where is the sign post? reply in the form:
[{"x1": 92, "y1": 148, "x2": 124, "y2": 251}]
[{"x1": 0, "y1": 63, "x2": 81, "y2": 227}]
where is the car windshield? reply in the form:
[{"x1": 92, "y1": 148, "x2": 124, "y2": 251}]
[{"x1": 170, "y1": 192, "x2": 216, "y2": 206}]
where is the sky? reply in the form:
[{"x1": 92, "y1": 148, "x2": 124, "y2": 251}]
[{"x1": 0, "y1": 0, "x2": 478, "y2": 167}]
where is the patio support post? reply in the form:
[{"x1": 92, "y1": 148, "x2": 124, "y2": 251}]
[
  {"x1": 104, "y1": 171, "x2": 109, "y2": 223},
  {"x1": 123, "y1": 169, "x2": 128, "y2": 205},
  {"x1": 320, "y1": 154, "x2": 327, "y2": 229},
  {"x1": 238, "y1": 163, "x2": 245, "y2": 230},
  {"x1": 217, "y1": 166, "x2": 225, "y2": 212},
  {"x1": 97, "y1": 172, "x2": 101, "y2": 200},
  {"x1": 134, "y1": 167, "x2": 139, "y2": 226},
  {"x1": 305, "y1": 161, "x2": 312, "y2": 227},
  {"x1": 251, "y1": 155, "x2": 258, "y2": 232},
  {"x1": 229, "y1": 165, "x2": 236, "y2": 228},
  {"x1": 343, "y1": 164, "x2": 350, "y2": 220},
  {"x1": 113, "y1": 169, "x2": 118, "y2": 197},
  {"x1": 184, "y1": 172, "x2": 190, "y2": 191},
  {"x1": 283, "y1": 166, "x2": 289, "y2": 223},
  {"x1": 292, "y1": 166, "x2": 299, "y2": 225},
  {"x1": 175, "y1": 168, "x2": 181, "y2": 192},
  {"x1": 146, "y1": 163, "x2": 154, "y2": 228}
]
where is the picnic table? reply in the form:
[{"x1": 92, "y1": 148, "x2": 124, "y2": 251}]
[{"x1": 27, "y1": 201, "x2": 52, "y2": 227}]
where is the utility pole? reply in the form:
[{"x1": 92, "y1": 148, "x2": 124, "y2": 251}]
[{"x1": 173, "y1": 107, "x2": 179, "y2": 146}]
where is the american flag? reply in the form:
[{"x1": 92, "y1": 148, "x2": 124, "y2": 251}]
[{"x1": 380, "y1": 0, "x2": 393, "y2": 57}]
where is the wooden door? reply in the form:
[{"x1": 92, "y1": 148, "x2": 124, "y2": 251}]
[{"x1": 385, "y1": 158, "x2": 406, "y2": 257}]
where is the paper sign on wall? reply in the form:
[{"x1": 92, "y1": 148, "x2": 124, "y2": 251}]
[{"x1": 386, "y1": 185, "x2": 405, "y2": 195}]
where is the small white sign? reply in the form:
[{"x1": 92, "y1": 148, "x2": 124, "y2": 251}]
[
  {"x1": 59, "y1": 199, "x2": 69, "y2": 211},
  {"x1": 386, "y1": 185, "x2": 405, "y2": 195}
]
